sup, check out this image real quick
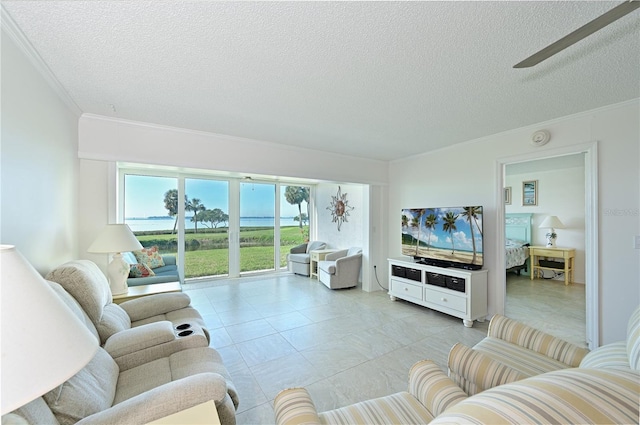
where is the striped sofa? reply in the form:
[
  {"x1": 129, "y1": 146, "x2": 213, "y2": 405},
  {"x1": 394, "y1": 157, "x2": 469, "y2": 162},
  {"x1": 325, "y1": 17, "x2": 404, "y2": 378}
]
[
  {"x1": 448, "y1": 313, "x2": 589, "y2": 395},
  {"x1": 274, "y1": 306, "x2": 640, "y2": 425}
]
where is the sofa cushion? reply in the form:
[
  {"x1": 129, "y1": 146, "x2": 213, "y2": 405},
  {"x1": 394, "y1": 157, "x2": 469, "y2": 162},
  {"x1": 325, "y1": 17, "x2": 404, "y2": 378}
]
[
  {"x1": 432, "y1": 368, "x2": 640, "y2": 425},
  {"x1": 122, "y1": 252, "x2": 137, "y2": 264},
  {"x1": 627, "y1": 305, "x2": 640, "y2": 370},
  {"x1": 306, "y1": 241, "x2": 326, "y2": 253},
  {"x1": 473, "y1": 337, "x2": 571, "y2": 377},
  {"x1": 319, "y1": 391, "x2": 434, "y2": 424},
  {"x1": 44, "y1": 348, "x2": 118, "y2": 425},
  {"x1": 487, "y1": 314, "x2": 588, "y2": 367},
  {"x1": 46, "y1": 280, "x2": 100, "y2": 342},
  {"x1": 46, "y1": 260, "x2": 112, "y2": 323},
  {"x1": 133, "y1": 246, "x2": 165, "y2": 269},
  {"x1": 129, "y1": 263, "x2": 155, "y2": 278},
  {"x1": 99, "y1": 304, "x2": 133, "y2": 341},
  {"x1": 580, "y1": 342, "x2": 629, "y2": 369}
]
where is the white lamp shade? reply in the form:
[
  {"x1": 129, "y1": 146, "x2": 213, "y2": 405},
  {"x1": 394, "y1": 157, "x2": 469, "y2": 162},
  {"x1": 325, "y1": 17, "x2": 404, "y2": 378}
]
[
  {"x1": 87, "y1": 224, "x2": 143, "y2": 253},
  {"x1": 0, "y1": 245, "x2": 99, "y2": 414},
  {"x1": 539, "y1": 215, "x2": 565, "y2": 229}
]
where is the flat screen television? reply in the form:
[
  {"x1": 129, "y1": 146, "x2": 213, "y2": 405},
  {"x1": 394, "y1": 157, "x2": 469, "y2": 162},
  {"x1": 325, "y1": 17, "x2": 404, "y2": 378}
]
[{"x1": 401, "y1": 206, "x2": 483, "y2": 270}]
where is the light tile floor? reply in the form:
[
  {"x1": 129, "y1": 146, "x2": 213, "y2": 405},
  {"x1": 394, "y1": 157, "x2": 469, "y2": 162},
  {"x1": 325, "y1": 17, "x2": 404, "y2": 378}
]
[{"x1": 184, "y1": 272, "x2": 584, "y2": 424}]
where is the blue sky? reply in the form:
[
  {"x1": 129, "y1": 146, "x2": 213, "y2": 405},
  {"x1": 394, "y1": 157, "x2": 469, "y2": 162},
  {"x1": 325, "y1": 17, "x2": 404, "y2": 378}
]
[{"x1": 124, "y1": 175, "x2": 306, "y2": 218}]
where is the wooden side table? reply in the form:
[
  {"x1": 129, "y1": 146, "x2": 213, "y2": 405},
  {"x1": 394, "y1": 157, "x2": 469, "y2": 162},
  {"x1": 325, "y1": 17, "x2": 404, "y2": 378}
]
[
  {"x1": 113, "y1": 281, "x2": 182, "y2": 304},
  {"x1": 146, "y1": 400, "x2": 220, "y2": 424},
  {"x1": 309, "y1": 249, "x2": 338, "y2": 279},
  {"x1": 529, "y1": 246, "x2": 575, "y2": 285}
]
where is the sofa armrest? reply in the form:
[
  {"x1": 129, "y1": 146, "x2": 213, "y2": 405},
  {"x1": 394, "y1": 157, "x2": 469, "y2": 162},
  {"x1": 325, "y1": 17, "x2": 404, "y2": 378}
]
[
  {"x1": 487, "y1": 315, "x2": 589, "y2": 367},
  {"x1": 289, "y1": 243, "x2": 308, "y2": 254},
  {"x1": 119, "y1": 292, "x2": 192, "y2": 321},
  {"x1": 161, "y1": 254, "x2": 177, "y2": 266},
  {"x1": 76, "y1": 373, "x2": 228, "y2": 425},
  {"x1": 325, "y1": 249, "x2": 348, "y2": 261},
  {"x1": 103, "y1": 321, "x2": 175, "y2": 358},
  {"x1": 408, "y1": 359, "x2": 467, "y2": 417},
  {"x1": 274, "y1": 388, "x2": 321, "y2": 425},
  {"x1": 447, "y1": 343, "x2": 526, "y2": 395}
]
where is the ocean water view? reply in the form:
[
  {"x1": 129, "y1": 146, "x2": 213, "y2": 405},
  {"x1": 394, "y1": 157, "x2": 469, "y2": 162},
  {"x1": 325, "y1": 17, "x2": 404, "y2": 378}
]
[{"x1": 126, "y1": 216, "x2": 302, "y2": 232}]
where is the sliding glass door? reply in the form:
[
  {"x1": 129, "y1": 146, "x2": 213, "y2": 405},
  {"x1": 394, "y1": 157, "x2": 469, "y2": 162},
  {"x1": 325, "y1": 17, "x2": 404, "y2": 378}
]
[
  {"x1": 121, "y1": 168, "x2": 314, "y2": 280},
  {"x1": 280, "y1": 185, "x2": 310, "y2": 268},
  {"x1": 183, "y1": 178, "x2": 230, "y2": 278},
  {"x1": 239, "y1": 182, "x2": 275, "y2": 274}
]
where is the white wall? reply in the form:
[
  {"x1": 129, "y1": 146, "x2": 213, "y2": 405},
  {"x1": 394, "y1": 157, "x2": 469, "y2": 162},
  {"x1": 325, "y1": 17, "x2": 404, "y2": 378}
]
[
  {"x1": 506, "y1": 154, "x2": 586, "y2": 283},
  {"x1": 388, "y1": 100, "x2": 640, "y2": 345},
  {"x1": 316, "y1": 183, "x2": 367, "y2": 288},
  {"x1": 316, "y1": 183, "x2": 365, "y2": 250},
  {"x1": 1, "y1": 30, "x2": 80, "y2": 274},
  {"x1": 78, "y1": 115, "x2": 388, "y2": 185}
]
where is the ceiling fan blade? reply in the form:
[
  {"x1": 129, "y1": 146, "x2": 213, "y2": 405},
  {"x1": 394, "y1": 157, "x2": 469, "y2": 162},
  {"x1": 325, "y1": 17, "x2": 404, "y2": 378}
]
[{"x1": 514, "y1": 0, "x2": 640, "y2": 68}]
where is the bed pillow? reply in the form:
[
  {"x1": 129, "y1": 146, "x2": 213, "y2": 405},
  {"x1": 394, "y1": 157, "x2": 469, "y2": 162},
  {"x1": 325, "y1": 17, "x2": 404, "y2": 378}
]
[{"x1": 133, "y1": 246, "x2": 165, "y2": 269}]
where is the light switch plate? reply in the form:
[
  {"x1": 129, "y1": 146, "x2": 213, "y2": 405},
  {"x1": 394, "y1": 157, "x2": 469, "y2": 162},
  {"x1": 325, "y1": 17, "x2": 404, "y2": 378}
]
[{"x1": 635, "y1": 235, "x2": 640, "y2": 249}]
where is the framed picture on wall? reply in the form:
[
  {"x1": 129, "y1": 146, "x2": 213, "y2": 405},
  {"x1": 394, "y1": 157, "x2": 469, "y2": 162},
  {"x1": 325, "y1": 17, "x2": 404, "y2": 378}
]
[
  {"x1": 504, "y1": 187, "x2": 512, "y2": 205},
  {"x1": 522, "y1": 180, "x2": 538, "y2": 206}
]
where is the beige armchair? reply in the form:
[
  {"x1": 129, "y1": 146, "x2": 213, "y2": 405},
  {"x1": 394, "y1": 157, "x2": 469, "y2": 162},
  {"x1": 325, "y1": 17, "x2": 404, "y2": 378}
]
[
  {"x1": 318, "y1": 247, "x2": 362, "y2": 289},
  {"x1": 287, "y1": 241, "x2": 326, "y2": 276}
]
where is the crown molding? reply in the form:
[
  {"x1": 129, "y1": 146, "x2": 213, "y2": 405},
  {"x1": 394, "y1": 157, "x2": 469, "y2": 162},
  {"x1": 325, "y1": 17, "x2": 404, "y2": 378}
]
[{"x1": 1, "y1": 5, "x2": 82, "y2": 117}]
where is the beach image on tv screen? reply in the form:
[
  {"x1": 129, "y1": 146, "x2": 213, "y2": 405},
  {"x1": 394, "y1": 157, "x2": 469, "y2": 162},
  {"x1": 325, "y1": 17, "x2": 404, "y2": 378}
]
[{"x1": 401, "y1": 206, "x2": 483, "y2": 266}]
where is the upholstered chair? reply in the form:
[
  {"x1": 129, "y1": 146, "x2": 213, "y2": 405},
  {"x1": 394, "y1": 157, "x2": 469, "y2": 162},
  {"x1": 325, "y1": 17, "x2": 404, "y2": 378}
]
[
  {"x1": 46, "y1": 260, "x2": 210, "y2": 345},
  {"x1": 287, "y1": 241, "x2": 326, "y2": 276},
  {"x1": 318, "y1": 247, "x2": 362, "y2": 289}
]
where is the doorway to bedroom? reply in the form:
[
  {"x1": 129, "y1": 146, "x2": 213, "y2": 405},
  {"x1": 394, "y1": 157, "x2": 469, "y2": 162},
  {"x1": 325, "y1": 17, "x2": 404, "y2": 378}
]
[{"x1": 500, "y1": 147, "x2": 594, "y2": 349}]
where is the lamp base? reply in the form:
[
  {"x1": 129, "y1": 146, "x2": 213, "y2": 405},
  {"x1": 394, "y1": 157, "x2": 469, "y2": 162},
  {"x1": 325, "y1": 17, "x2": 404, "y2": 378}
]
[
  {"x1": 545, "y1": 233, "x2": 557, "y2": 248},
  {"x1": 107, "y1": 253, "x2": 130, "y2": 296}
]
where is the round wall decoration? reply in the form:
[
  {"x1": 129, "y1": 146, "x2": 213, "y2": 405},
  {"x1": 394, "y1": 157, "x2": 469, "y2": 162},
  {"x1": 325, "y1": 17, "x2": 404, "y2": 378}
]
[{"x1": 327, "y1": 186, "x2": 354, "y2": 231}]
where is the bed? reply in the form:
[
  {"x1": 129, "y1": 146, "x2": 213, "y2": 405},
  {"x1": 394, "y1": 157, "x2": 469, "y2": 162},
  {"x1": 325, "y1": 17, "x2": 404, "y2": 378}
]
[{"x1": 505, "y1": 213, "x2": 532, "y2": 275}]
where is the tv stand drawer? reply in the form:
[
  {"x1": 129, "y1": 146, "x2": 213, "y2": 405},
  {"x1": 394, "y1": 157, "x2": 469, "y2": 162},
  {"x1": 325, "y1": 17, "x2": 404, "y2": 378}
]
[
  {"x1": 390, "y1": 279, "x2": 422, "y2": 302},
  {"x1": 425, "y1": 287, "x2": 466, "y2": 314}
]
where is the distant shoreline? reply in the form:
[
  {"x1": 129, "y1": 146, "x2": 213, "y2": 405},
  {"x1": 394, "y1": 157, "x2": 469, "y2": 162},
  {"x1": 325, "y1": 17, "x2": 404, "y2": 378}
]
[{"x1": 402, "y1": 245, "x2": 483, "y2": 265}]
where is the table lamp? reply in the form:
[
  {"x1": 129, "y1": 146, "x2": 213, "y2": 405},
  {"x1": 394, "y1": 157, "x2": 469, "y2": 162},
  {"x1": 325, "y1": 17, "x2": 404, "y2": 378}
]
[
  {"x1": 87, "y1": 224, "x2": 143, "y2": 295},
  {"x1": 1, "y1": 245, "x2": 99, "y2": 415},
  {"x1": 539, "y1": 215, "x2": 565, "y2": 247}
]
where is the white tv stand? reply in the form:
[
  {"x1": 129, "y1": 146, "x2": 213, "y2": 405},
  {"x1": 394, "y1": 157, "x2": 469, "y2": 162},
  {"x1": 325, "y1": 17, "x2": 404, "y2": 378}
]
[{"x1": 388, "y1": 257, "x2": 488, "y2": 327}]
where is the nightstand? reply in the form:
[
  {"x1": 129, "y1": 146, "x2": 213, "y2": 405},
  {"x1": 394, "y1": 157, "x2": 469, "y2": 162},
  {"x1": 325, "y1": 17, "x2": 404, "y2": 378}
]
[{"x1": 529, "y1": 246, "x2": 575, "y2": 285}]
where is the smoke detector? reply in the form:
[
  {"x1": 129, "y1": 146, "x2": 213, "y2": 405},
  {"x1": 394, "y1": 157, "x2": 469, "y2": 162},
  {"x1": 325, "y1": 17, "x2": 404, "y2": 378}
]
[{"x1": 531, "y1": 130, "x2": 551, "y2": 147}]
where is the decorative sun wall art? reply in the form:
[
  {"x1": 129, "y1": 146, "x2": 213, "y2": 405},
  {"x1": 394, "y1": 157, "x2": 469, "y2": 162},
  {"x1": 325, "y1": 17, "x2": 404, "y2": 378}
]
[{"x1": 327, "y1": 186, "x2": 354, "y2": 231}]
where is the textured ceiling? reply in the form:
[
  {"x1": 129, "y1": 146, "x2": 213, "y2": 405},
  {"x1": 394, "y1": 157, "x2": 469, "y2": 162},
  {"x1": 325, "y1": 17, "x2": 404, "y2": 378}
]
[{"x1": 2, "y1": 1, "x2": 639, "y2": 161}]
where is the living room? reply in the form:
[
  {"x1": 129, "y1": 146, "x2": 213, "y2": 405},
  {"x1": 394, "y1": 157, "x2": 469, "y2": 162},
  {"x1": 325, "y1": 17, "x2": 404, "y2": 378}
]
[{"x1": 1, "y1": 2, "x2": 639, "y2": 424}]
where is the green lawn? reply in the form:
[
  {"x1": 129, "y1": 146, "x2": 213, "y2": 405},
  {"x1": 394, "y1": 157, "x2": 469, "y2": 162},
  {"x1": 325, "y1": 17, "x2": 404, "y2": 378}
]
[{"x1": 135, "y1": 226, "x2": 306, "y2": 278}]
